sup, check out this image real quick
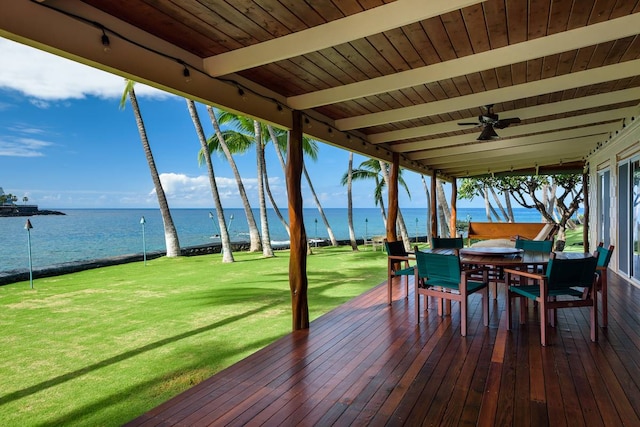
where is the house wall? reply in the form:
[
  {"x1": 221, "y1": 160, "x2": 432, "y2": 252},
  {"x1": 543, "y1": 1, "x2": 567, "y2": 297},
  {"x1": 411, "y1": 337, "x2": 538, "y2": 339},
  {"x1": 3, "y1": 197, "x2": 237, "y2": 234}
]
[{"x1": 588, "y1": 112, "x2": 640, "y2": 287}]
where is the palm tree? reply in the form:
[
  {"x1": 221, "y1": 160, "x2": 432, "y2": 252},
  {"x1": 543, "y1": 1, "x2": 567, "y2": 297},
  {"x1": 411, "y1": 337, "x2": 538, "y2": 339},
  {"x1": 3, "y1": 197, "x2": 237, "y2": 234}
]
[
  {"x1": 214, "y1": 112, "x2": 276, "y2": 256},
  {"x1": 254, "y1": 120, "x2": 274, "y2": 257},
  {"x1": 345, "y1": 152, "x2": 358, "y2": 250},
  {"x1": 378, "y1": 160, "x2": 411, "y2": 249},
  {"x1": 350, "y1": 159, "x2": 412, "y2": 247},
  {"x1": 187, "y1": 100, "x2": 234, "y2": 262},
  {"x1": 119, "y1": 80, "x2": 180, "y2": 257},
  {"x1": 268, "y1": 125, "x2": 338, "y2": 246},
  {"x1": 204, "y1": 107, "x2": 261, "y2": 252}
]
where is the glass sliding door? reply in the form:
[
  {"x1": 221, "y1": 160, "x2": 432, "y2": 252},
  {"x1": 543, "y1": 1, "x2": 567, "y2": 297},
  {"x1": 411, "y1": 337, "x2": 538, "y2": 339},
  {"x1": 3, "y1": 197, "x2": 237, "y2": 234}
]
[
  {"x1": 619, "y1": 162, "x2": 630, "y2": 276},
  {"x1": 633, "y1": 159, "x2": 640, "y2": 281},
  {"x1": 598, "y1": 170, "x2": 611, "y2": 247}
]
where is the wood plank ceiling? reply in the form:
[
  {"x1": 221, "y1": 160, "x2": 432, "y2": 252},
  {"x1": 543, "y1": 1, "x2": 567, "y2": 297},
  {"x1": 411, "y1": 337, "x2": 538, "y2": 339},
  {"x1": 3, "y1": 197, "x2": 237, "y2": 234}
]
[{"x1": 2, "y1": 0, "x2": 640, "y2": 179}]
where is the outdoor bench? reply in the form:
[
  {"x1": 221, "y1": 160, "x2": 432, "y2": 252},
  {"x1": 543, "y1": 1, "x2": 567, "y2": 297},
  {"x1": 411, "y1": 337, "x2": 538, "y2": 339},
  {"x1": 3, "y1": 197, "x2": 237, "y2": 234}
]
[{"x1": 467, "y1": 222, "x2": 547, "y2": 247}]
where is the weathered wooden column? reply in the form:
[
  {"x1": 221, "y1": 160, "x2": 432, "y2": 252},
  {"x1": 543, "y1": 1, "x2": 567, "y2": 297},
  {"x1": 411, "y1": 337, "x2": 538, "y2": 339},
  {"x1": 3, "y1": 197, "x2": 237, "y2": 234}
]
[
  {"x1": 450, "y1": 178, "x2": 457, "y2": 238},
  {"x1": 387, "y1": 152, "x2": 399, "y2": 242},
  {"x1": 287, "y1": 110, "x2": 309, "y2": 330},
  {"x1": 430, "y1": 170, "x2": 438, "y2": 239},
  {"x1": 583, "y1": 171, "x2": 590, "y2": 253}
]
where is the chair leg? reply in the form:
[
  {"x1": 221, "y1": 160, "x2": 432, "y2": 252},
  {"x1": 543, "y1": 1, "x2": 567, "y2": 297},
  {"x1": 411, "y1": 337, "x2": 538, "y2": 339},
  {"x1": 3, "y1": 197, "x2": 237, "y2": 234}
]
[
  {"x1": 387, "y1": 267, "x2": 393, "y2": 306},
  {"x1": 483, "y1": 287, "x2": 489, "y2": 327},
  {"x1": 461, "y1": 297, "x2": 467, "y2": 337},
  {"x1": 601, "y1": 274, "x2": 608, "y2": 327},
  {"x1": 415, "y1": 288, "x2": 420, "y2": 324},
  {"x1": 519, "y1": 297, "x2": 526, "y2": 325},
  {"x1": 405, "y1": 275, "x2": 409, "y2": 300},
  {"x1": 591, "y1": 290, "x2": 598, "y2": 342},
  {"x1": 539, "y1": 298, "x2": 547, "y2": 347},
  {"x1": 505, "y1": 290, "x2": 512, "y2": 330}
]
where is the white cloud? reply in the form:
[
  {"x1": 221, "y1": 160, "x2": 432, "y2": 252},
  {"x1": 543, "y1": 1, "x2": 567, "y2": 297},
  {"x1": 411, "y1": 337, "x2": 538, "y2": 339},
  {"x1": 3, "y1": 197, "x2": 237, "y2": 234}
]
[
  {"x1": 0, "y1": 38, "x2": 167, "y2": 101},
  {"x1": 0, "y1": 136, "x2": 53, "y2": 157}
]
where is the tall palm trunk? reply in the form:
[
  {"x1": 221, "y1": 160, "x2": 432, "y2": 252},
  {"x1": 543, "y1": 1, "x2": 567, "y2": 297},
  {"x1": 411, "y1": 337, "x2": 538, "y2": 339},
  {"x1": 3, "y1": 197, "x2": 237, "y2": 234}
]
[
  {"x1": 264, "y1": 162, "x2": 290, "y2": 236},
  {"x1": 255, "y1": 121, "x2": 274, "y2": 257},
  {"x1": 436, "y1": 179, "x2": 451, "y2": 236},
  {"x1": 303, "y1": 163, "x2": 338, "y2": 246},
  {"x1": 347, "y1": 152, "x2": 358, "y2": 250},
  {"x1": 206, "y1": 106, "x2": 261, "y2": 252},
  {"x1": 187, "y1": 100, "x2": 233, "y2": 262},
  {"x1": 420, "y1": 174, "x2": 432, "y2": 243},
  {"x1": 122, "y1": 81, "x2": 180, "y2": 257}
]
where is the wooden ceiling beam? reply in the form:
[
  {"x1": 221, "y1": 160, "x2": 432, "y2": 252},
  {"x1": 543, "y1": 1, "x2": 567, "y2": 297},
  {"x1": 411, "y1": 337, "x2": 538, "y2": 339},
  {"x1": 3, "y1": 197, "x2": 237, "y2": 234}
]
[
  {"x1": 336, "y1": 58, "x2": 640, "y2": 130},
  {"x1": 288, "y1": 13, "x2": 640, "y2": 110},
  {"x1": 390, "y1": 107, "x2": 633, "y2": 152},
  {"x1": 203, "y1": 0, "x2": 485, "y2": 77},
  {"x1": 370, "y1": 90, "x2": 640, "y2": 143},
  {"x1": 406, "y1": 123, "x2": 616, "y2": 160}
]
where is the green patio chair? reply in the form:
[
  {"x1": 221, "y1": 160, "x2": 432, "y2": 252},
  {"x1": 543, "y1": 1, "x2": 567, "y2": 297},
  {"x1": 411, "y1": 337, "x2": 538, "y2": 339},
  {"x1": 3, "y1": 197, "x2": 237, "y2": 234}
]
[
  {"x1": 514, "y1": 238, "x2": 553, "y2": 253},
  {"x1": 384, "y1": 239, "x2": 414, "y2": 305},
  {"x1": 431, "y1": 236, "x2": 464, "y2": 249},
  {"x1": 504, "y1": 253, "x2": 598, "y2": 346},
  {"x1": 594, "y1": 242, "x2": 615, "y2": 327},
  {"x1": 413, "y1": 247, "x2": 489, "y2": 337}
]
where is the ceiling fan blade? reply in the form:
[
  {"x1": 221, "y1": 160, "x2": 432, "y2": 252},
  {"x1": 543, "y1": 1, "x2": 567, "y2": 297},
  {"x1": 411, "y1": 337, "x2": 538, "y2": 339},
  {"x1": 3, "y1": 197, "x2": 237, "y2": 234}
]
[
  {"x1": 458, "y1": 122, "x2": 480, "y2": 126},
  {"x1": 477, "y1": 124, "x2": 499, "y2": 140},
  {"x1": 494, "y1": 117, "x2": 521, "y2": 129}
]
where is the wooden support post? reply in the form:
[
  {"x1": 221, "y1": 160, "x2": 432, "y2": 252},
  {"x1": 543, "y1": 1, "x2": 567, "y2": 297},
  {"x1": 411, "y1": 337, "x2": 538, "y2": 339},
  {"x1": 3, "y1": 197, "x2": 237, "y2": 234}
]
[
  {"x1": 287, "y1": 110, "x2": 309, "y2": 330},
  {"x1": 450, "y1": 178, "x2": 457, "y2": 238},
  {"x1": 583, "y1": 171, "x2": 590, "y2": 253},
  {"x1": 430, "y1": 170, "x2": 438, "y2": 240},
  {"x1": 387, "y1": 152, "x2": 399, "y2": 242}
]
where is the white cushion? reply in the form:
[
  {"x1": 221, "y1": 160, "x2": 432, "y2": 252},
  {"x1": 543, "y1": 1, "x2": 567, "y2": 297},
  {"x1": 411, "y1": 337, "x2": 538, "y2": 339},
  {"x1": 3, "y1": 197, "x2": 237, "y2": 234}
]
[{"x1": 470, "y1": 238, "x2": 515, "y2": 248}]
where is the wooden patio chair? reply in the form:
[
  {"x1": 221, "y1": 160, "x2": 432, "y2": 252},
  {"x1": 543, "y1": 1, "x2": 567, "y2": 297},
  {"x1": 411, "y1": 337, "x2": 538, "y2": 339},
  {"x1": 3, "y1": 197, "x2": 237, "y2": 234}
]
[
  {"x1": 594, "y1": 242, "x2": 615, "y2": 327},
  {"x1": 413, "y1": 247, "x2": 489, "y2": 337},
  {"x1": 431, "y1": 236, "x2": 464, "y2": 249},
  {"x1": 504, "y1": 253, "x2": 598, "y2": 346},
  {"x1": 384, "y1": 239, "x2": 414, "y2": 305}
]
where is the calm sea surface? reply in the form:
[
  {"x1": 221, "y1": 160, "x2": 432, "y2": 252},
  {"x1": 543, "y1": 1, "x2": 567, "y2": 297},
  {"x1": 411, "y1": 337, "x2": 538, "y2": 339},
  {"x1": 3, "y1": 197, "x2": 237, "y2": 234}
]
[{"x1": 1, "y1": 207, "x2": 547, "y2": 273}]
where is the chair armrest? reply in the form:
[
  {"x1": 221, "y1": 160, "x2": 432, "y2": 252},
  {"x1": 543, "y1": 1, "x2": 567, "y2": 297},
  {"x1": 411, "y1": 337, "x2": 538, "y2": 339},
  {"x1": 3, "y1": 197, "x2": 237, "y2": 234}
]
[
  {"x1": 388, "y1": 255, "x2": 410, "y2": 261},
  {"x1": 503, "y1": 268, "x2": 544, "y2": 281}
]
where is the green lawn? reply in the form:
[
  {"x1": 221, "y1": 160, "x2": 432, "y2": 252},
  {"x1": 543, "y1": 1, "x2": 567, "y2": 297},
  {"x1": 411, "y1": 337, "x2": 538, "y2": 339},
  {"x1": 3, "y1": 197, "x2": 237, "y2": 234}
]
[
  {"x1": 0, "y1": 226, "x2": 586, "y2": 426},
  {"x1": 0, "y1": 246, "x2": 388, "y2": 426}
]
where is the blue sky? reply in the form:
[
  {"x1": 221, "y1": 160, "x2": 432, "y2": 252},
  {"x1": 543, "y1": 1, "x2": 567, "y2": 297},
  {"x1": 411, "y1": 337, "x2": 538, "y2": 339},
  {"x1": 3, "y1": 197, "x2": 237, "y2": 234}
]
[{"x1": 0, "y1": 37, "x2": 480, "y2": 210}]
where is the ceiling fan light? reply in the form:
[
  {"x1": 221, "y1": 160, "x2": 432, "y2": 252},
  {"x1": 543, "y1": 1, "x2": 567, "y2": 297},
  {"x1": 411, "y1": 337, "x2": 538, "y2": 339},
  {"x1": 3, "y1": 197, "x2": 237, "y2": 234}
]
[{"x1": 477, "y1": 124, "x2": 499, "y2": 140}]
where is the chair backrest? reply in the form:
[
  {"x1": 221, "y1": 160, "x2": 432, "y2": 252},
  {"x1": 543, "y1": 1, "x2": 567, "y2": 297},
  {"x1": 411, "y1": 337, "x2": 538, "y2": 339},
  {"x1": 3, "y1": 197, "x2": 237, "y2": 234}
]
[
  {"x1": 594, "y1": 242, "x2": 614, "y2": 268},
  {"x1": 546, "y1": 253, "x2": 598, "y2": 291},
  {"x1": 431, "y1": 236, "x2": 464, "y2": 249},
  {"x1": 414, "y1": 248, "x2": 461, "y2": 287},
  {"x1": 384, "y1": 239, "x2": 407, "y2": 257},
  {"x1": 515, "y1": 238, "x2": 553, "y2": 252}
]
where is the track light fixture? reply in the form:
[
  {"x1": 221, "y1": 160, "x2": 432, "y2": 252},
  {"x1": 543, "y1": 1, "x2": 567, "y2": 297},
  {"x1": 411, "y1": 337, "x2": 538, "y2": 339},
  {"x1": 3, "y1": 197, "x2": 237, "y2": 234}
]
[{"x1": 101, "y1": 29, "x2": 110, "y2": 52}]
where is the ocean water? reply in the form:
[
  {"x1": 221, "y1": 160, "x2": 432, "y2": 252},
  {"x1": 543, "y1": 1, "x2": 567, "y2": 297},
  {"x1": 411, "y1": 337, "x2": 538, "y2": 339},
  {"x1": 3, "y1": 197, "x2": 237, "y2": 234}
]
[{"x1": 1, "y1": 207, "x2": 547, "y2": 273}]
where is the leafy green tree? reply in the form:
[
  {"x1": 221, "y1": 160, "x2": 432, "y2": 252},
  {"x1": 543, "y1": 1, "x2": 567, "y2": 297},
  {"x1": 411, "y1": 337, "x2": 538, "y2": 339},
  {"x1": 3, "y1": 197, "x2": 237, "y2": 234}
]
[{"x1": 120, "y1": 80, "x2": 180, "y2": 257}]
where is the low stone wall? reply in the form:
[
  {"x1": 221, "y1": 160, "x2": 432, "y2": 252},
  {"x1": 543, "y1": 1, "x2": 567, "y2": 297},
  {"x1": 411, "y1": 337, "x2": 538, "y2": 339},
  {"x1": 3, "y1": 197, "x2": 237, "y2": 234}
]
[{"x1": 0, "y1": 237, "x2": 429, "y2": 286}]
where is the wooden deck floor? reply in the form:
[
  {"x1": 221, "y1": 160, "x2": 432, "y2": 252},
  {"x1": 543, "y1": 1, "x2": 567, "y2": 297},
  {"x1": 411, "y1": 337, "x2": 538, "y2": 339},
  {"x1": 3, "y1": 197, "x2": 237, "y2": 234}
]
[{"x1": 127, "y1": 272, "x2": 640, "y2": 426}]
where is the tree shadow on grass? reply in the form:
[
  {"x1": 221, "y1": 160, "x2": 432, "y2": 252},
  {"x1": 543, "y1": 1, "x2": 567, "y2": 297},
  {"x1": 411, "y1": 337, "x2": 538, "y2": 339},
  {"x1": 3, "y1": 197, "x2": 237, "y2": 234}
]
[
  {"x1": 0, "y1": 300, "x2": 282, "y2": 408},
  {"x1": 34, "y1": 334, "x2": 281, "y2": 426}
]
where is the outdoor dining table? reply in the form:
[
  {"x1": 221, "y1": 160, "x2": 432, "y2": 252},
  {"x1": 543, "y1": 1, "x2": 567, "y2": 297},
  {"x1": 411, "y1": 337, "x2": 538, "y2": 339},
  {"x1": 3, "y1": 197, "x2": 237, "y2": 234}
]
[{"x1": 423, "y1": 247, "x2": 594, "y2": 302}]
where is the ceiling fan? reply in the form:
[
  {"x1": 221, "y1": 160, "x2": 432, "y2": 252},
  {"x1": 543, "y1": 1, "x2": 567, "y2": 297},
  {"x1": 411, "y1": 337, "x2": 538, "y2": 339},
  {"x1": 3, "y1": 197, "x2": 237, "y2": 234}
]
[{"x1": 458, "y1": 105, "x2": 521, "y2": 140}]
